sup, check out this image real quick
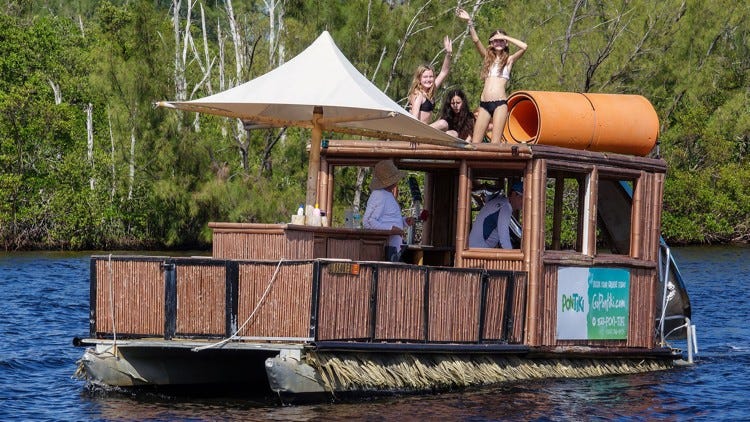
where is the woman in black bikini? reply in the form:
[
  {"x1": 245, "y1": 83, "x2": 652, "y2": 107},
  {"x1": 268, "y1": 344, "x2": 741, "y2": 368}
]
[
  {"x1": 457, "y1": 8, "x2": 527, "y2": 143},
  {"x1": 408, "y1": 36, "x2": 453, "y2": 124}
]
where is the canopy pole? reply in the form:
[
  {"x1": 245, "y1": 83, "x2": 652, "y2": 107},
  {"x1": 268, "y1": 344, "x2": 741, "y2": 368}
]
[{"x1": 306, "y1": 107, "x2": 324, "y2": 209}]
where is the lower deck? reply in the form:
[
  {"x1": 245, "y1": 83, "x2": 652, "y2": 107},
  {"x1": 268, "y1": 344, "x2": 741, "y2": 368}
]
[{"x1": 88, "y1": 249, "x2": 661, "y2": 350}]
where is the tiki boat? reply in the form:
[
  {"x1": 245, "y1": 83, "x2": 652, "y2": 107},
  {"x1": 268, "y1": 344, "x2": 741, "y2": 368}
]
[{"x1": 73, "y1": 32, "x2": 696, "y2": 400}]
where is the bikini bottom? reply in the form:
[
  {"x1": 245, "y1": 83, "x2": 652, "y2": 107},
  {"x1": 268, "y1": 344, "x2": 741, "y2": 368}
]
[{"x1": 479, "y1": 99, "x2": 508, "y2": 116}]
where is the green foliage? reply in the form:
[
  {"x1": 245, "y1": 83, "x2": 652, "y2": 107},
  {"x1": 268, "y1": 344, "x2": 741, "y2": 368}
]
[{"x1": 0, "y1": 0, "x2": 748, "y2": 249}]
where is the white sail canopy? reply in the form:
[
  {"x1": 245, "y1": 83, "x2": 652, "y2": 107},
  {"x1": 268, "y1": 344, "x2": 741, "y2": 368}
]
[{"x1": 158, "y1": 31, "x2": 469, "y2": 149}]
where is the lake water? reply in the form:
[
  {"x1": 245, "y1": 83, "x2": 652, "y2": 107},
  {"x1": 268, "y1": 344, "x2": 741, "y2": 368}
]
[{"x1": 1, "y1": 246, "x2": 748, "y2": 421}]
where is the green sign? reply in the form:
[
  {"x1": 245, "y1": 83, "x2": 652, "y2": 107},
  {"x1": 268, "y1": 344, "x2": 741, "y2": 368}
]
[
  {"x1": 587, "y1": 268, "x2": 630, "y2": 339},
  {"x1": 557, "y1": 267, "x2": 630, "y2": 340}
]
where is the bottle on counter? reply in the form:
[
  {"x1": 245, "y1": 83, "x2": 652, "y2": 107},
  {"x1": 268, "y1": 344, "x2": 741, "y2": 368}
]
[
  {"x1": 309, "y1": 203, "x2": 322, "y2": 226},
  {"x1": 344, "y1": 207, "x2": 354, "y2": 228},
  {"x1": 291, "y1": 204, "x2": 305, "y2": 225},
  {"x1": 353, "y1": 209, "x2": 361, "y2": 229}
]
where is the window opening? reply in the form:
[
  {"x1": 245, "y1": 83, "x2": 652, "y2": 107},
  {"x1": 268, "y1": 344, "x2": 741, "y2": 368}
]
[
  {"x1": 467, "y1": 171, "x2": 524, "y2": 250},
  {"x1": 545, "y1": 171, "x2": 585, "y2": 252}
]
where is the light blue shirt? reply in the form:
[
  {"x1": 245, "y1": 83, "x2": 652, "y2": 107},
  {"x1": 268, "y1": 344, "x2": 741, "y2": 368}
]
[{"x1": 363, "y1": 189, "x2": 406, "y2": 248}]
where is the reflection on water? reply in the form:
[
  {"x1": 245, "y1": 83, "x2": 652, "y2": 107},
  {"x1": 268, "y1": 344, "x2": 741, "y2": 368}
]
[{"x1": 84, "y1": 370, "x2": 698, "y2": 421}]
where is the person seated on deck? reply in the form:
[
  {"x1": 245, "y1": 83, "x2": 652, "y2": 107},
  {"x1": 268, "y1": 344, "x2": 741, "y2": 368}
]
[
  {"x1": 363, "y1": 160, "x2": 419, "y2": 262},
  {"x1": 430, "y1": 89, "x2": 475, "y2": 141},
  {"x1": 468, "y1": 181, "x2": 523, "y2": 248}
]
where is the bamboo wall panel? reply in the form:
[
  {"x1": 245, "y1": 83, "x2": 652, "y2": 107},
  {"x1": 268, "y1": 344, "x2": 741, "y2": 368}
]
[
  {"x1": 317, "y1": 266, "x2": 374, "y2": 340},
  {"x1": 284, "y1": 231, "x2": 316, "y2": 258},
  {"x1": 212, "y1": 231, "x2": 315, "y2": 260},
  {"x1": 95, "y1": 259, "x2": 164, "y2": 336},
  {"x1": 213, "y1": 232, "x2": 287, "y2": 259},
  {"x1": 509, "y1": 273, "x2": 528, "y2": 343},
  {"x1": 641, "y1": 173, "x2": 664, "y2": 262},
  {"x1": 628, "y1": 268, "x2": 656, "y2": 348},
  {"x1": 313, "y1": 237, "x2": 328, "y2": 258},
  {"x1": 482, "y1": 273, "x2": 527, "y2": 343},
  {"x1": 462, "y1": 258, "x2": 524, "y2": 272},
  {"x1": 325, "y1": 238, "x2": 360, "y2": 260},
  {"x1": 361, "y1": 240, "x2": 386, "y2": 261},
  {"x1": 375, "y1": 266, "x2": 426, "y2": 340},
  {"x1": 175, "y1": 264, "x2": 226, "y2": 335},
  {"x1": 482, "y1": 274, "x2": 509, "y2": 340},
  {"x1": 237, "y1": 262, "x2": 313, "y2": 338},
  {"x1": 540, "y1": 265, "x2": 558, "y2": 345},
  {"x1": 427, "y1": 270, "x2": 481, "y2": 342}
]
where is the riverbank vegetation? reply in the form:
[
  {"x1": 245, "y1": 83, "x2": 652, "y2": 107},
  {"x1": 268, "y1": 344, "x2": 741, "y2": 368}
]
[{"x1": 1, "y1": 0, "x2": 747, "y2": 250}]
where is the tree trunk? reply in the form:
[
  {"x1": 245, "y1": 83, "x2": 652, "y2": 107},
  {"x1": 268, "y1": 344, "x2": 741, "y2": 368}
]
[
  {"x1": 172, "y1": 0, "x2": 187, "y2": 102},
  {"x1": 128, "y1": 128, "x2": 136, "y2": 200},
  {"x1": 107, "y1": 109, "x2": 116, "y2": 202},
  {"x1": 48, "y1": 79, "x2": 61, "y2": 104},
  {"x1": 384, "y1": 0, "x2": 432, "y2": 96},
  {"x1": 86, "y1": 103, "x2": 94, "y2": 190}
]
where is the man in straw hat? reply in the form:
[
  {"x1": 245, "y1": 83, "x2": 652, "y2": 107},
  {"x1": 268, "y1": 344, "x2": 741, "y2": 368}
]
[
  {"x1": 363, "y1": 160, "x2": 418, "y2": 262},
  {"x1": 468, "y1": 180, "x2": 523, "y2": 249}
]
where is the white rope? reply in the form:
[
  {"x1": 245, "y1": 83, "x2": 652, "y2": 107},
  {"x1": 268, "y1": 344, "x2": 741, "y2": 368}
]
[
  {"x1": 192, "y1": 258, "x2": 285, "y2": 352},
  {"x1": 107, "y1": 254, "x2": 118, "y2": 357}
]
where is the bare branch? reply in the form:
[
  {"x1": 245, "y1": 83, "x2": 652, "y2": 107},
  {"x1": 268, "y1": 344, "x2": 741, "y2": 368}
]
[
  {"x1": 384, "y1": 0, "x2": 433, "y2": 95},
  {"x1": 371, "y1": 46, "x2": 387, "y2": 81},
  {"x1": 48, "y1": 79, "x2": 61, "y2": 104},
  {"x1": 561, "y1": 0, "x2": 585, "y2": 73}
]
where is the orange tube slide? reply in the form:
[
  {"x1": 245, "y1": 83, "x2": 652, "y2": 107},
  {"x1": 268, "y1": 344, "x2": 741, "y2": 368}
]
[{"x1": 502, "y1": 91, "x2": 659, "y2": 156}]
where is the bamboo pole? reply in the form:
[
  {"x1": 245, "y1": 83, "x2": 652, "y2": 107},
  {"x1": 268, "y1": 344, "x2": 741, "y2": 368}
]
[
  {"x1": 306, "y1": 107, "x2": 324, "y2": 209},
  {"x1": 631, "y1": 172, "x2": 645, "y2": 258},
  {"x1": 586, "y1": 167, "x2": 598, "y2": 256},
  {"x1": 455, "y1": 160, "x2": 469, "y2": 267},
  {"x1": 652, "y1": 173, "x2": 665, "y2": 261},
  {"x1": 576, "y1": 176, "x2": 589, "y2": 253},
  {"x1": 461, "y1": 250, "x2": 524, "y2": 260},
  {"x1": 525, "y1": 160, "x2": 544, "y2": 345}
]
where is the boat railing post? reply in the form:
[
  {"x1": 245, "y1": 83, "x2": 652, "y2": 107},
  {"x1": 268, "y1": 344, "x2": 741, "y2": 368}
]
[
  {"x1": 685, "y1": 317, "x2": 694, "y2": 363},
  {"x1": 163, "y1": 260, "x2": 177, "y2": 340},
  {"x1": 690, "y1": 318, "x2": 698, "y2": 363},
  {"x1": 310, "y1": 260, "x2": 322, "y2": 341},
  {"x1": 658, "y1": 243, "x2": 671, "y2": 346}
]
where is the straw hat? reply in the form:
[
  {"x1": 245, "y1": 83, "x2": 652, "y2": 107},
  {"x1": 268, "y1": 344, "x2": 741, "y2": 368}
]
[{"x1": 370, "y1": 160, "x2": 405, "y2": 190}]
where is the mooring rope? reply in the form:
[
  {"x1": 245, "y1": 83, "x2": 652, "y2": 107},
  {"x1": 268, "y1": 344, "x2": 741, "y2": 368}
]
[{"x1": 192, "y1": 258, "x2": 285, "y2": 352}]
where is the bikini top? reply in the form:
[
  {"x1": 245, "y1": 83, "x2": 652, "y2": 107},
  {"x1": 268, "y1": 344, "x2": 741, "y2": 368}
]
[
  {"x1": 419, "y1": 97, "x2": 435, "y2": 112},
  {"x1": 488, "y1": 62, "x2": 511, "y2": 80}
]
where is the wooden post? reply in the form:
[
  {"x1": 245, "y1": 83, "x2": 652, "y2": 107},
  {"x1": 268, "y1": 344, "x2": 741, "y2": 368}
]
[
  {"x1": 631, "y1": 172, "x2": 645, "y2": 259},
  {"x1": 306, "y1": 106, "x2": 324, "y2": 209},
  {"x1": 585, "y1": 167, "x2": 598, "y2": 256},
  {"x1": 454, "y1": 161, "x2": 469, "y2": 267},
  {"x1": 525, "y1": 159, "x2": 544, "y2": 346}
]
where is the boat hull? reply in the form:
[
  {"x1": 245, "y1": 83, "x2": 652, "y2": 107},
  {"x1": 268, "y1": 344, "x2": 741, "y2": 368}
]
[{"x1": 76, "y1": 339, "x2": 680, "y2": 398}]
